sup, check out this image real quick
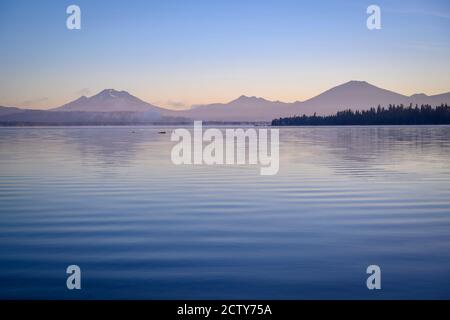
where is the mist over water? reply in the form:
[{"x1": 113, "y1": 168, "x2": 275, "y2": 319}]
[{"x1": 0, "y1": 126, "x2": 449, "y2": 299}]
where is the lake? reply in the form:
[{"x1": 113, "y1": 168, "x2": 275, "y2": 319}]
[{"x1": 0, "y1": 126, "x2": 449, "y2": 299}]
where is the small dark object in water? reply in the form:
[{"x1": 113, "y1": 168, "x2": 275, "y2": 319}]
[{"x1": 158, "y1": 131, "x2": 166, "y2": 134}]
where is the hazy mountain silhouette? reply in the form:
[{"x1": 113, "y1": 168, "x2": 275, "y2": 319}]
[
  {"x1": 170, "y1": 81, "x2": 450, "y2": 121},
  {"x1": 52, "y1": 89, "x2": 164, "y2": 116},
  {"x1": 169, "y1": 95, "x2": 290, "y2": 121},
  {"x1": 1, "y1": 81, "x2": 450, "y2": 123},
  {"x1": 290, "y1": 80, "x2": 450, "y2": 116},
  {"x1": 291, "y1": 81, "x2": 409, "y2": 115},
  {"x1": 0, "y1": 106, "x2": 22, "y2": 116},
  {"x1": 407, "y1": 92, "x2": 450, "y2": 106}
]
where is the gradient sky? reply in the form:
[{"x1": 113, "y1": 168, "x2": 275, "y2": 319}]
[{"x1": 0, "y1": 0, "x2": 449, "y2": 110}]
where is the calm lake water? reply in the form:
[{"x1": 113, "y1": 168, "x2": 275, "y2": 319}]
[{"x1": 0, "y1": 126, "x2": 449, "y2": 299}]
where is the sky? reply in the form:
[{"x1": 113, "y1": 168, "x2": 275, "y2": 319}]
[{"x1": 0, "y1": 0, "x2": 449, "y2": 110}]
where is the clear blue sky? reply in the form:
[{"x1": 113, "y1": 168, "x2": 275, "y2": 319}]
[{"x1": 0, "y1": 0, "x2": 449, "y2": 109}]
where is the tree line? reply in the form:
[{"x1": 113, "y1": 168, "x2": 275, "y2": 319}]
[{"x1": 272, "y1": 104, "x2": 450, "y2": 126}]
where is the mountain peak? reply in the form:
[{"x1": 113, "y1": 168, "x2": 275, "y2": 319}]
[
  {"x1": 410, "y1": 93, "x2": 428, "y2": 98},
  {"x1": 97, "y1": 89, "x2": 130, "y2": 98},
  {"x1": 52, "y1": 89, "x2": 162, "y2": 113},
  {"x1": 233, "y1": 95, "x2": 266, "y2": 103},
  {"x1": 324, "y1": 80, "x2": 404, "y2": 95},
  {"x1": 342, "y1": 80, "x2": 371, "y2": 87}
]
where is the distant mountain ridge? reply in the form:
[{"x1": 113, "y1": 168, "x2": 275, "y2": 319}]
[
  {"x1": 52, "y1": 89, "x2": 164, "y2": 116},
  {"x1": 174, "y1": 81, "x2": 450, "y2": 121},
  {"x1": 171, "y1": 95, "x2": 291, "y2": 121},
  {"x1": 294, "y1": 80, "x2": 450, "y2": 116},
  {"x1": 292, "y1": 80, "x2": 408, "y2": 115},
  {"x1": 0, "y1": 106, "x2": 22, "y2": 116},
  {"x1": 1, "y1": 81, "x2": 450, "y2": 123}
]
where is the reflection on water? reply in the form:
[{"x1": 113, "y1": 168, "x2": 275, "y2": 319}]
[{"x1": 0, "y1": 126, "x2": 449, "y2": 299}]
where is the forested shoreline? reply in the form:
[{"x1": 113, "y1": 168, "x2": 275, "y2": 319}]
[{"x1": 272, "y1": 104, "x2": 450, "y2": 126}]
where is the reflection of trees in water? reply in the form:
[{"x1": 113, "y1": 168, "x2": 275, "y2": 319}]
[{"x1": 280, "y1": 126, "x2": 450, "y2": 177}]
